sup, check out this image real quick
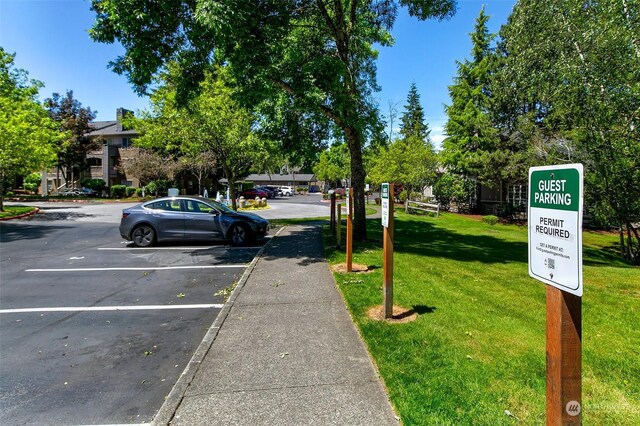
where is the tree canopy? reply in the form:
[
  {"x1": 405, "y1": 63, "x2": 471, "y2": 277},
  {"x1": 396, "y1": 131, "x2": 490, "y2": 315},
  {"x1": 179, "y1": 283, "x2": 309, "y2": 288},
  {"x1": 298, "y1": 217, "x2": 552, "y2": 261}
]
[
  {"x1": 0, "y1": 48, "x2": 61, "y2": 210},
  {"x1": 45, "y1": 91, "x2": 98, "y2": 187},
  {"x1": 129, "y1": 66, "x2": 268, "y2": 210},
  {"x1": 90, "y1": 0, "x2": 457, "y2": 239},
  {"x1": 369, "y1": 83, "x2": 437, "y2": 200},
  {"x1": 496, "y1": 0, "x2": 640, "y2": 264}
]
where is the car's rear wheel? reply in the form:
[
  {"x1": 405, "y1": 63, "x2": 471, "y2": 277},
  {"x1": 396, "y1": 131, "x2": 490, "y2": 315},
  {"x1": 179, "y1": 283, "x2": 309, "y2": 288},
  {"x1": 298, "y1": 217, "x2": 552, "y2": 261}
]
[
  {"x1": 132, "y1": 224, "x2": 156, "y2": 247},
  {"x1": 229, "y1": 224, "x2": 250, "y2": 247}
]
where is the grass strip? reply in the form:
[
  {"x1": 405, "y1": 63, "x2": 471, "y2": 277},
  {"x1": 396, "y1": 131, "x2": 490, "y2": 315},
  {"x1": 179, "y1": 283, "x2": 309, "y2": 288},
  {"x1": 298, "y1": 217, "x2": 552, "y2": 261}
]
[
  {"x1": 0, "y1": 206, "x2": 36, "y2": 219},
  {"x1": 325, "y1": 211, "x2": 639, "y2": 425}
]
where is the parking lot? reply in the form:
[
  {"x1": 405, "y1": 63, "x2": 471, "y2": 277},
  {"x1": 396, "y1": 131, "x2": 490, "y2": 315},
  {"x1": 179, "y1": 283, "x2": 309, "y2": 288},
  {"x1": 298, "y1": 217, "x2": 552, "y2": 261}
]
[{"x1": 0, "y1": 212, "x2": 265, "y2": 424}]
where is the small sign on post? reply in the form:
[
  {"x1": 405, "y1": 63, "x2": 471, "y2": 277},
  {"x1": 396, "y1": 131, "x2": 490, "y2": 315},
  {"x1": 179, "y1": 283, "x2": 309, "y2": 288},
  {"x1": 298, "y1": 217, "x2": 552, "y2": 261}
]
[
  {"x1": 381, "y1": 183, "x2": 394, "y2": 319},
  {"x1": 528, "y1": 164, "x2": 583, "y2": 426},
  {"x1": 330, "y1": 192, "x2": 336, "y2": 235},
  {"x1": 346, "y1": 188, "x2": 353, "y2": 272}
]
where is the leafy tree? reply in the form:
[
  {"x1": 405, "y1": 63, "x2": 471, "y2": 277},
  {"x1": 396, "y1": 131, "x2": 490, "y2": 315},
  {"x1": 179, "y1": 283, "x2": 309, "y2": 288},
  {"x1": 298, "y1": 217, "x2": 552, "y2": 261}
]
[
  {"x1": 182, "y1": 150, "x2": 218, "y2": 196},
  {"x1": 119, "y1": 148, "x2": 177, "y2": 194},
  {"x1": 0, "y1": 48, "x2": 61, "y2": 211},
  {"x1": 498, "y1": 0, "x2": 640, "y2": 264},
  {"x1": 313, "y1": 142, "x2": 351, "y2": 185},
  {"x1": 89, "y1": 0, "x2": 457, "y2": 240},
  {"x1": 130, "y1": 67, "x2": 268, "y2": 210},
  {"x1": 45, "y1": 91, "x2": 97, "y2": 189},
  {"x1": 370, "y1": 83, "x2": 437, "y2": 207},
  {"x1": 433, "y1": 172, "x2": 475, "y2": 211},
  {"x1": 368, "y1": 136, "x2": 437, "y2": 203}
]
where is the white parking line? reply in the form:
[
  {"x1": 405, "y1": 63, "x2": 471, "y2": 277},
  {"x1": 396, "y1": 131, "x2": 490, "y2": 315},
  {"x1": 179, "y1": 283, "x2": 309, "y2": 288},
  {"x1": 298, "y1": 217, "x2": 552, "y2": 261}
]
[
  {"x1": 25, "y1": 265, "x2": 246, "y2": 272},
  {"x1": 98, "y1": 246, "x2": 261, "y2": 251},
  {"x1": 0, "y1": 304, "x2": 224, "y2": 314}
]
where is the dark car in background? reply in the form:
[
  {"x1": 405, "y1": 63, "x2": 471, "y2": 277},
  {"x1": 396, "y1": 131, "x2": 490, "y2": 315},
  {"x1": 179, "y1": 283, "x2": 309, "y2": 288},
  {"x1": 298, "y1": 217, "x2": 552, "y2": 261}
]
[
  {"x1": 263, "y1": 186, "x2": 282, "y2": 197},
  {"x1": 238, "y1": 188, "x2": 269, "y2": 199},
  {"x1": 255, "y1": 187, "x2": 276, "y2": 199},
  {"x1": 119, "y1": 196, "x2": 269, "y2": 247}
]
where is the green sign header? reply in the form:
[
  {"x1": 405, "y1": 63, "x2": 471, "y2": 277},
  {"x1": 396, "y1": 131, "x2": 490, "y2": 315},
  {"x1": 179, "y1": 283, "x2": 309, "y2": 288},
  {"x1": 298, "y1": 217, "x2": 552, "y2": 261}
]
[
  {"x1": 529, "y1": 168, "x2": 580, "y2": 212},
  {"x1": 381, "y1": 183, "x2": 389, "y2": 199}
]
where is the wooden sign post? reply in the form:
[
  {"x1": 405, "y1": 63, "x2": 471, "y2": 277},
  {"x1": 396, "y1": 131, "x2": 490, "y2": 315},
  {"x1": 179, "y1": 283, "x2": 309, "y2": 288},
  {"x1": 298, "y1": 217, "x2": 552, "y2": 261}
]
[
  {"x1": 528, "y1": 164, "x2": 584, "y2": 425},
  {"x1": 546, "y1": 287, "x2": 582, "y2": 425},
  {"x1": 381, "y1": 183, "x2": 394, "y2": 319},
  {"x1": 346, "y1": 187, "x2": 353, "y2": 272},
  {"x1": 336, "y1": 203, "x2": 342, "y2": 249}
]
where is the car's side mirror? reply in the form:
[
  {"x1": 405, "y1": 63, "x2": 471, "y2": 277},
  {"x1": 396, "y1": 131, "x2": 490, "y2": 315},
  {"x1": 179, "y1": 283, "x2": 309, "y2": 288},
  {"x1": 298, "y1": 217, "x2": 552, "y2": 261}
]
[{"x1": 210, "y1": 210, "x2": 219, "y2": 216}]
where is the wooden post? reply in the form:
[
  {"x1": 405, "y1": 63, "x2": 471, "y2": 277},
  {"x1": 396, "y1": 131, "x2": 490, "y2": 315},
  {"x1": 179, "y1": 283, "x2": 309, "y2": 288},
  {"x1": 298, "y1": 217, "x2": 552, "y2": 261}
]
[
  {"x1": 336, "y1": 203, "x2": 341, "y2": 249},
  {"x1": 383, "y1": 184, "x2": 394, "y2": 319},
  {"x1": 346, "y1": 188, "x2": 353, "y2": 272},
  {"x1": 546, "y1": 286, "x2": 582, "y2": 425}
]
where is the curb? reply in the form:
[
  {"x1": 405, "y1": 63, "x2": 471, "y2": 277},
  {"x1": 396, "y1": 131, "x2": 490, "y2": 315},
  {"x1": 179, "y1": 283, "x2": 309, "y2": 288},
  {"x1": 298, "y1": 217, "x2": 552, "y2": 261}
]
[
  {"x1": 151, "y1": 225, "x2": 287, "y2": 426},
  {"x1": 0, "y1": 208, "x2": 39, "y2": 221}
]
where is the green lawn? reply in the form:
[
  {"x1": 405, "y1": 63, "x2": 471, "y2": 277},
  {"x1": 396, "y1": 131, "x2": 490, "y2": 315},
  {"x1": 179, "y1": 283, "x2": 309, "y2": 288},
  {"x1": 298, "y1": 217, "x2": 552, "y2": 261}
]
[
  {"x1": 325, "y1": 211, "x2": 639, "y2": 425},
  {"x1": 0, "y1": 206, "x2": 36, "y2": 219}
]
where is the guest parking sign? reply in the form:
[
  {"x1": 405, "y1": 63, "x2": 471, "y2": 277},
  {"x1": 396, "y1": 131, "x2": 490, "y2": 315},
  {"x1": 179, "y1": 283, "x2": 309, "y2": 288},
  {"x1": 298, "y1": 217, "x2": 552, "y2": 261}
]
[{"x1": 528, "y1": 164, "x2": 583, "y2": 296}]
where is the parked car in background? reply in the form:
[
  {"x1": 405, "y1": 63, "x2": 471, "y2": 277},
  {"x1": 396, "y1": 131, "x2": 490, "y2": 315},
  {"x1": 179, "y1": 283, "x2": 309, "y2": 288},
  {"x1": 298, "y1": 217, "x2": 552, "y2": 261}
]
[
  {"x1": 263, "y1": 186, "x2": 282, "y2": 197},
  {"x1": 60, "y1": 188, "x2": 84, "y2": 196},
  {"x1": 238, "y1": 188, "x2": 269, "y2": 199},
  {"x1": 280, "y1": 186, "x2": 294, "y2": 196},
  {"x1": 255, "y1": 186, "x2": 276, "y2": 199},
  {"x1": 81, "y1": 187, "x2": 98, "y2": 196},
  {"x1": 119, "y1": 196, "x2": 269, "y2": 247}
]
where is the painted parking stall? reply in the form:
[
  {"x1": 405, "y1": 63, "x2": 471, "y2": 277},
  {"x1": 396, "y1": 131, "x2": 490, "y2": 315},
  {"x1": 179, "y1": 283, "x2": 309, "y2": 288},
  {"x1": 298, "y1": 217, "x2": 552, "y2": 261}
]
[{"x1": 0, "y1": 221, "x2": 262, "y2": 425}]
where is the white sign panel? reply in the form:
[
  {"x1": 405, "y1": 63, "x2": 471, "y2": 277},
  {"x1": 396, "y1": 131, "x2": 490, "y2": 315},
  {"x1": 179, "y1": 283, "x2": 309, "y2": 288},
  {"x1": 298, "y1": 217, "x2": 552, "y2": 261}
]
[
  {"x1": 381, "y1": 183, "x2": 390, "y2": 228},
  {"x1": 346, "y1": 188, "x2": 351, "y2": 216},
  {"x1": 528, "y1": 164, "x2": 584, "y2": 296}
]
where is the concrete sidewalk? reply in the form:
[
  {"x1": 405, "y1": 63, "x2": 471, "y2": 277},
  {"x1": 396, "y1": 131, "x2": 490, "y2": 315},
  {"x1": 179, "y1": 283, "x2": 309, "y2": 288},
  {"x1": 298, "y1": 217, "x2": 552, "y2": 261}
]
[{"x1": 155, "y1": 223, "x2": 398, "y2": 425}]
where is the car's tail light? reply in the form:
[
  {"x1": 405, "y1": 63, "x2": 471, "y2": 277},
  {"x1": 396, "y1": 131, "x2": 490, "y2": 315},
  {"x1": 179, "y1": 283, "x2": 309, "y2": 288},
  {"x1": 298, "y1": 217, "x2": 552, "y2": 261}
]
[{"x1": 122, "y1": 212, "x2": 130, "y2": 219}]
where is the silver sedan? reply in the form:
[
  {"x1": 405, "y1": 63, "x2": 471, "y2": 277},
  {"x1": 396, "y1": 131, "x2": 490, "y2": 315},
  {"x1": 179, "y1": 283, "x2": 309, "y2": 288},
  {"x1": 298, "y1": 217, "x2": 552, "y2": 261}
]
[{"x1": 119, "y1": 196, "x2": 269, "y2": 247}]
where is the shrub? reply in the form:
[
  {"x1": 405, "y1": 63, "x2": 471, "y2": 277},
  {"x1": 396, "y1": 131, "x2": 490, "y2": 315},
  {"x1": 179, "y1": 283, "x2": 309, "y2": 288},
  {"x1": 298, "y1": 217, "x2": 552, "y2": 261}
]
[
  {"x1": 110, "y1": 185, "x2": 128, "y2": 198},
  {"x1": 433, "y1": 173, "x2": 475, "y2": 211},
  {"x1": 125, "y1": 186, "x2": 136, "y2": 197},
  {"x1": 135, "y1": 188, "x2": 143, "y2": 197},
  {"x1": 482, "y1": 215, "x2": 499, "y2": 225},
  {"x1": 23, "y1": 172, "x2": 41, "y2": 193},
  {"x1": 145, "y1": 181, "x2": 157, "y2": 195},
  {"x1": 81, "y1": 178, "x2": 107, "y2": 192}
]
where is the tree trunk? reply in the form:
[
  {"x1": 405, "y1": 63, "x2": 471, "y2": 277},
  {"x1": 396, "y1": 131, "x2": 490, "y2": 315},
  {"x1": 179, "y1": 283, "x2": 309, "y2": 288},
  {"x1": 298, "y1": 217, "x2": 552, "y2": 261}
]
[
  {"x1": 345, "y1": 126, "x2": 367, "y2": 241},
  {"x1": 229, "y1": 181, "x2": 238, "y2": 210}
]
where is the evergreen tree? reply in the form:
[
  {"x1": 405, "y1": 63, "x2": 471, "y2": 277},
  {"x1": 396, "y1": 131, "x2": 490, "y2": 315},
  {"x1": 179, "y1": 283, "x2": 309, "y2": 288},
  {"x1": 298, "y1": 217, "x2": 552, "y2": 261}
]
[
  {"x1": 441, "y1": 7, "x2": 499, "y2": 185},
  {"x1": 399, "y1": 83, "x2": 430, "y2": 142}
]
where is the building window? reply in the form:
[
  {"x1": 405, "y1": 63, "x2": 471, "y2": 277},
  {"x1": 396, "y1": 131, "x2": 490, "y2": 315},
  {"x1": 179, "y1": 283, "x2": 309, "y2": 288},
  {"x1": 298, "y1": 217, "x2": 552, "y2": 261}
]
[
  {"x1": 122, "y1": 138, "x2": 130, "y2": 148},
  {"x1": 507, "y1": 185, "x2": 527, "y2": 206}
]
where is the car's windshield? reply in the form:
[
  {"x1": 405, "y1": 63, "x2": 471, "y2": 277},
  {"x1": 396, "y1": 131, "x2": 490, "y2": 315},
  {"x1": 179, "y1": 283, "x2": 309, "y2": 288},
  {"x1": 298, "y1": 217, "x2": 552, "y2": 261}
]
[{"x1": 208, "y1": 200, "x2": 235, "y2": 214}]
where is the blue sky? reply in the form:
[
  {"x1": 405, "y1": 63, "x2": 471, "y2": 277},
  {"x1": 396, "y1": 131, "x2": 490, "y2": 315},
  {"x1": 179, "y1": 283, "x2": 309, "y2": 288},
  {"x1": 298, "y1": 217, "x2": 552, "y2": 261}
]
[{"x1": 1, "y1": 0, "x2": 515, "y2": 147}]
